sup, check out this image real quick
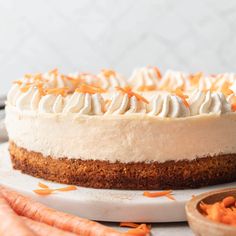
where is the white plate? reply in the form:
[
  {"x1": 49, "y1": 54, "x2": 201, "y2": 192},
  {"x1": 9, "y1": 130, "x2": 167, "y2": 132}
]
[{"x1": 0, "y1": 142, "x2": 235, "y2": 223}]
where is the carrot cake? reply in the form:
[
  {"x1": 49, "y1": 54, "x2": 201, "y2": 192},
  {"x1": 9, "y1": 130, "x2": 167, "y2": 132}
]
[{"x1": 5, "y1": 68, "x2": 236, "y2": 190}]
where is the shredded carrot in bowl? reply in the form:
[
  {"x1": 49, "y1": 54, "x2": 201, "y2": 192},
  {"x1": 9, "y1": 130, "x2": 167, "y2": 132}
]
[{"x1": 199, "y1": 195, "x2": 236, "y2": 226}]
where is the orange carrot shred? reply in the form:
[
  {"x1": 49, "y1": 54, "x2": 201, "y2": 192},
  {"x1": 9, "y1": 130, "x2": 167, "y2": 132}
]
[
  {"x1": 33, "y1": 189, "x2": 55, "y2": 196},
  {"x1": 232, "y1": 103, "x2": 236, "y2": 112},
  {"x1": 200, "y1": 196, "x2": 236, "y2": 226},
  {"x1": 222, "y1": 196, "x2": 235, "y2": 208},
  {"x1": 165, "y1": 194, "x2": 176, "y2": 201},
  {"x1": 137, "y1": 85, "x2": 156, "y2": 92},
  {"x1": 116, "y1": 86, "x2": 149, "y2": 104},
  {"x1": 102, "y1": 69, "x2": 116, "y2": 78},
  {"x1": 55, "y1": 186, "x2": 77, "y2": 192},
  {"x1": 76, "y1": 84, "x2": 106, "y2": 94},
  {"x1": 38, "y1": 182, "x2": 49, "y2": 189},
  {"x1": 46, "y1": 87, "x2": 69, "y2": 96},
  {"x1": 152, "y1": 66, "x2": 162, "y2": 79},
  {"x1": 143, "y1": 190, "x2": 172, "y2": 198},
  {"x1": 172, "y1": 88, "x2": 189, "y2": 107}
]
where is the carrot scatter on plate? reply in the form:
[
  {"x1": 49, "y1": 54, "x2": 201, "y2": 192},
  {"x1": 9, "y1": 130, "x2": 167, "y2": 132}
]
[
  {"x1": 143, "y1": 190, "x2": 176, "y2": 200},
  {"x1": 33, "y1": 182, "x2": 77, "y2": 196},
  {"x1": 120, "y1": 222, "x2": 151, "y2": 236}
]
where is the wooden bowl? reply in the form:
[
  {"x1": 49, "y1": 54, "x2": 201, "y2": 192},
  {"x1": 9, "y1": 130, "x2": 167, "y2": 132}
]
[{"x1": 185, "y1": 188, "x2": 236, "y2": 236}]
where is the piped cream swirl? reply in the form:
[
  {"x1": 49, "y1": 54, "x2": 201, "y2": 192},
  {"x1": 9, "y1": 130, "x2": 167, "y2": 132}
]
[
  {"x1": 129, "y1": 67, "x2": 160, "y2": 91},
  {"x1": 147, "y1": 93, "x2": 190, "y2": 117},
  {"x1": 105, "y1": 92, "x2": 146, "y2": 115},
  {"x1": 188, "y1": 90, "x2": 231, "y2": 115},
  {"x1": 97, "y1": 70, "x2": 127, "y2": 91}
]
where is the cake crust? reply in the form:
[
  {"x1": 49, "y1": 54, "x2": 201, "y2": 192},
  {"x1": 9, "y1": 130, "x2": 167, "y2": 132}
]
[{"x1": 9, "y1": 142, "x2": 236, "y2": 190}]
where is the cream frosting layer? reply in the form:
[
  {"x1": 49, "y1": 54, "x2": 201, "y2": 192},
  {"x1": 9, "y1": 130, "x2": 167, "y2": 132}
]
[{"x1": 5, "y1": 105, "x2": 236, "y2": 163}]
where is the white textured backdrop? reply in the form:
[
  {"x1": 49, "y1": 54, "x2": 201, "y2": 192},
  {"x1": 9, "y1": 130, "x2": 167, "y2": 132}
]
[{"x1": 1, "y1": 0, "x2": 236, "y2": 94}]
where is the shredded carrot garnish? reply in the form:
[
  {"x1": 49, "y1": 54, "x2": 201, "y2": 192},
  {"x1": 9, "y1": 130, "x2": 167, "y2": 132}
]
[
  {"x1": 34, "y1": 184, "x2": 78, "y2": 196},
  {"x1": 143, "y1": 190, "x2": 172, "y2": 198},
  {"x1": 199, "y1": 196, "x2": 236, "y2": 226},
  {"x1": 189, "y1": 72, "x2": 202, "y2": 86},
  {"x1": 36, "y1": 83, "x2": 46, "y2": 96},
  {"x1": 61, "y1": 75, "x2": 82, "y2": 87},
  {"x1": 76, "y1": 84, "x2": 106, "y2": 94},
  {"x1": 221, "y1": 81, "x2": 233, "y2": 96},
  {"x1": 116, "y1": 86, "x2": 149, "y2": 104},
  {"x1": 48, "y1": 68, "x2": 58, "y2": 76},
  {"x1": 33, "y1": 189, "x2": 55, "y2": 196},
  {"x1": 38, "y1": 182, "x2": 49, "y2": 189},
  {"x1": 165, "y1": 194, "x2": 176, "y2": 201},
  {"x1": 172, "y1": 89, "x2": 189, "y2": 107},
  {"x1": 152, "y1": 66, "x2": 162, "y2": 79},
  {"x1": 46, "y1": 87, "x2": 69, "y2": 96},
  {"x1": 137, "y1": 85, "x2": 156, "y2": 92},
  {"x1": 121, "y1": 222, "x2": 151, "y2": 236},
  {"x1": 55, "y1": 186, "x2": 77, "y2": 192},
  {"x1": 20, "y1": 84, "x2": 31, "y2": 93},
  {"x1": 13, "y1": 80, "x2": 23, "y2": 86},
  {"x1": 232, "y1": 103, "x2": 236, "y2": 112},
  {"x1": 102, "y1": 69, "x2": 116, "y2": 78}
]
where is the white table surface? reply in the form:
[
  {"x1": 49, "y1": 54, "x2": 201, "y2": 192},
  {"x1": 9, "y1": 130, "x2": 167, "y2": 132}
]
[{"x1": 0, "y1": 109, "x2": 193, "y2": 236}]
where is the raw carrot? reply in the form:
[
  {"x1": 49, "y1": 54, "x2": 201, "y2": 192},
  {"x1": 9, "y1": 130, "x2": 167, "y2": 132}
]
[
  {"x1": 22, "y1": 217, "x2": 77, "y2": 236},
  {"x1": 0, "y1": 194, "x2": 34, "y2": 236},
  {"x1": 0, "y1": 185, "x2": 126, "y2": 236}
]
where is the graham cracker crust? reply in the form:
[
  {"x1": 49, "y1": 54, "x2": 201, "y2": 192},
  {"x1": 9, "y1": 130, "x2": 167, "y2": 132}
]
[{"x1": 9, "y1": 142, "x2": 236, "y2": 190}]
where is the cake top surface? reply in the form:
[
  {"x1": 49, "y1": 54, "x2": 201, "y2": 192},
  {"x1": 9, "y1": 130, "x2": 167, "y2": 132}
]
[{"x1": 6, "y1": 67, "x2": 236, "y2": 118}]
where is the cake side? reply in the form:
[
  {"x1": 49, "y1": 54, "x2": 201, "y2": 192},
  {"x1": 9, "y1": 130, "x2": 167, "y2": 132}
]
[{"x1": 9, "y1": 142, "x2": 236, "y2": 190}]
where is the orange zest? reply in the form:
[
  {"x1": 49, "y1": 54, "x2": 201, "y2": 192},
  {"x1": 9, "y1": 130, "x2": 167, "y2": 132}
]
[
  {"x1": 116, "y1": 86, "x2": 149, "y2": 104},
  {"x1": 38, "y1": 182, "x2": 49, "y2": 189},
  {"x1": 76, "y1": 84, "x2": 106, "y2": 94},
  {"x1": 200, "y1": 196, "x2": 236, "y2": 226},
  {"x1": 143, "y1": 190, "x2": 175, "y2": 200}
]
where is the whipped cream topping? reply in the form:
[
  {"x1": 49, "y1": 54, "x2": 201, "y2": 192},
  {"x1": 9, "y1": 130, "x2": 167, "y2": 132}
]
[
  {"x1": 97, "y1": 69, "x2": 127, "y2": 90},
  {"x1": 159, "y1": 70, "x2": 189, "y2": 91},
  {"x1": 188, "y1": 90, "x2": 231, "y2": 115},
  {"x1": 128, "y1": 67, "x2": 161, "y2": 91},
  {"x1": 105, "y1": 92, "x2": 146, "y2": 115},
  {"x1": 148, "y1": 94, "x2": 190, "y2": 117},
  {"x1": 63, "y1": 92, "x2": 105, "y2": 115}
]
